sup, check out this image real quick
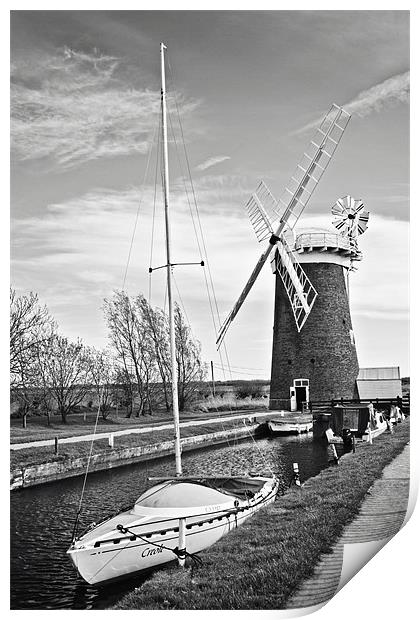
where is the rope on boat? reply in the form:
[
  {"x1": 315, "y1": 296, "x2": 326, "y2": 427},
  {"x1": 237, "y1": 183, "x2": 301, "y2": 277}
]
[
  {"x1": 142, "y1": 49, "x2": 274, "y2": 479},
  {"x1": 122, "y1": 114, "x2": 160, "y2": 291},
  {"x1": 116, "y1": 524, "x2": 203, "y2": 567},
  {"x1": 167, "y1": 58, "x2": 234, "y2": 381},
  {"x1": 148, "y1": 112, "x2": 162, "y2": 303},
  {"x1": 71, "y1": 391, "x2": 103, "y2": 543}
]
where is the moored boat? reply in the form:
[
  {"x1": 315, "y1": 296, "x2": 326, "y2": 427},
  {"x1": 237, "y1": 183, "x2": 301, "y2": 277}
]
[
  {"x1": 68, "y1": 476, "x2": 278, "y2": 585},
  {"x1": 267, "y1": 419, "x2": 313, "y2": 435},
  {"x1": 67, "y1": 42, "x2": 279, "y2": 585}
]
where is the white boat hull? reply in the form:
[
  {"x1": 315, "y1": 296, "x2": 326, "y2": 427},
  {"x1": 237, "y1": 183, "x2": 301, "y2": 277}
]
[
  {"x1": 68, "y1": 477, "x2": 279, "y2": 585},
  {"x1": 268, "y1": 420, "x2": 312, "y2": 435}
]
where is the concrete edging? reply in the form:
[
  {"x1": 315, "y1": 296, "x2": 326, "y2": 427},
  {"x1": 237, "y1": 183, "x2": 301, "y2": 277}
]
[{"x1": 10, "y1": 424, "x2": 260, "y2": 490}]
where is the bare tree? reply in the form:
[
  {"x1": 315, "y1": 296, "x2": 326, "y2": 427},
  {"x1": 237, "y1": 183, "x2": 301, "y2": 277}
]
[
  {"x1": 10, "y1": 290, "x2": 55, "y2": 427},
  {"x1": 142, "y1": 301, "x2": 207, "y2": 410},
  {"x1": 174, "y1": 303, "x2": 207, "y2": 410},
  {"x1": 10, "y1": 289, "x2": 54, "y2": 378},
  {"x1": 104, "y1": 291, "x2": 154, "y2": 416},
  {"x1": 43, "y1": 336, "x2": 91, "y2": 424},
  {"x1": 140, "y1": 301, "x2": 172, "y2": 411},
  {"x1": 31, "y1": 329, "x2": 56, "y2": 426},
  {"x1": 112, "y1": 365, "x2": 136, "y2": 417},
  {"x1": 87, "y1": 347, "x2": 116, "y2": 419},
  {"x1": 104, "y1": 291, "x2": 207, "y2": 414},
  {"x1": 135, "y1": 296, "x2": 168, "y2": 413}
]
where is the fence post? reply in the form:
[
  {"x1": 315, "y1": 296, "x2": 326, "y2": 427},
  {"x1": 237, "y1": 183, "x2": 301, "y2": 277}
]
[
  {"x1": 108, "y1": 433, "x2": 114, "y2": 449},
  {"x1": 54, "y1": 436, "x2": 59, "y2": 455}
]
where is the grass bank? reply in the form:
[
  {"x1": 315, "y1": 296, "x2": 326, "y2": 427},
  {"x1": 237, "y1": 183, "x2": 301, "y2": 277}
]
[
  {"x1": 10, "y1": 400, "x2": 268, "y2": 444},
  {"x1": 113, "y1": 419, "x2": 410, "y2": 610},
  {"x1": 10, "y1": 418, "x2": 264, "y2": 470}
]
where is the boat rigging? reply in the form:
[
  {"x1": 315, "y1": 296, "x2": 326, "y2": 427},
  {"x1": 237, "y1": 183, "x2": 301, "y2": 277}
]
[{"x1": 67, "y1": 42, "x2": 280, "y2": 586}]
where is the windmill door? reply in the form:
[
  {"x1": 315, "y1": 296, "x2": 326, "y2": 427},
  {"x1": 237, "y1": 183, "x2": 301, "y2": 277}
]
[{"x1": 292, "y1": 379, "x2": 309, "y2": 412}]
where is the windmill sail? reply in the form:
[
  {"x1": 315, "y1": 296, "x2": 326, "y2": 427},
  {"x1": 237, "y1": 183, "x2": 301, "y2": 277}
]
[
  {"x1": 271, "y1": 236, "x2": 317, "y2": 331},
  {"x1": 246, "y1": 181, "x2": 280, "y2": 242},
  {"x1": 216, "y1": 104, "x2": 350, "y2": 349},
  {"x1": 246, "y1": 181, "x2": 317, "y2": 331}
]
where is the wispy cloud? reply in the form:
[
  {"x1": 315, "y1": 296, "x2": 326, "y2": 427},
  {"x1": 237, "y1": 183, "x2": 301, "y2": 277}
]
[
  {"x1": 345, "y1": 71, "x2": 409, "y2": 117},
  {"x1": 294, "y1": 71, "x2": 409, "y2": 135},
  {"x1": 196, "y1": 155, "x2": 231, "y2": 171},
  {"x1": 11, "y1": 46, "x2": 200, "y2": 170}
]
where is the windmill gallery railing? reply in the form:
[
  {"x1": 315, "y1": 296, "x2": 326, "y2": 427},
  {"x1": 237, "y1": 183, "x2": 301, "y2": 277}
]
[{"x1": 295, "y1": 232, "x2": 352, "y2": 252}]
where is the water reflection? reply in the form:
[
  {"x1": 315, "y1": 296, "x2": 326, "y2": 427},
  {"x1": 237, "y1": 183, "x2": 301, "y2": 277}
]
[{"x1": 11, "y1": 434, "x2": 335, "y2": 610}]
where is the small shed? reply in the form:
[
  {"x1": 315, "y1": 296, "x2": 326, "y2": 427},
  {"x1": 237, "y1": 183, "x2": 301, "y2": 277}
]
[{"x1": 356, "y1": 367, "x2": 402, "y2": 400}]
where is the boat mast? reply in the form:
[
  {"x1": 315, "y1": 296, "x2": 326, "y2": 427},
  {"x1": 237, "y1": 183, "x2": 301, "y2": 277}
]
[{"x1": 160, "y1": 42, "x2": 182, "y2": 476}]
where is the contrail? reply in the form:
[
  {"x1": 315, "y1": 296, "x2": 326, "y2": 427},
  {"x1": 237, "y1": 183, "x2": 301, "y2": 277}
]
[{"x1": 293, "y1": 70, "x2": 409, "y2": 135}]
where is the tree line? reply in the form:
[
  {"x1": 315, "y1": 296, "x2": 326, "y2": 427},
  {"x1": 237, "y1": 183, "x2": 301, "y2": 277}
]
[{"x1": 10, "y1": 289, "x2": 206, "y2": 425}]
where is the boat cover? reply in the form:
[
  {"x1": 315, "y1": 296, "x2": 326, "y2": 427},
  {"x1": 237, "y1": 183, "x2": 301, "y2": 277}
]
[
  {"x1": 135, "y1": 481, "x2": 233, "y2": 508},
  {"x1": 135, "y1": 477, "x2": 267, "y2": 509}
]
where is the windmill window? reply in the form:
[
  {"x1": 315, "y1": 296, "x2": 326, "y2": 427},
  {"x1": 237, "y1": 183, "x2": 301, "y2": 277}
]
[
  {"x1": 288, "y1": 359, "x2": 292, "y2": 365},
  {"x1": 343, "y1": 319, "x2": 346, "y2": 325},
  {"x1": 310, "y1": 358, "x2": 315, "y2": 364}
]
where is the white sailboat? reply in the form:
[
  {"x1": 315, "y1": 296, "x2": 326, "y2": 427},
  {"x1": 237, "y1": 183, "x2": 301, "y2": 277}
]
[{"x1": 67, "y1": 43, "x2": 279, "y2": 586}]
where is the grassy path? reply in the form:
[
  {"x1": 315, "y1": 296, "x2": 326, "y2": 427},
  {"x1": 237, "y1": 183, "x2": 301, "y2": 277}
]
[
  {"x1": 10, "y1": 411, "x2": 269, "y2": 450},
  {"x1": 112, "y1": 419, "x2": 410, "y2": 610}
]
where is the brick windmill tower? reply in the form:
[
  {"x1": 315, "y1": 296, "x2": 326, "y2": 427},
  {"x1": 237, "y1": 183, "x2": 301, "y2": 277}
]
[
  {"x1": 270, "y1": 195, "x2": 369, "y2": 410},
  {"x1": 217, "y1": 105, "x2": 368, "y2": 411}
]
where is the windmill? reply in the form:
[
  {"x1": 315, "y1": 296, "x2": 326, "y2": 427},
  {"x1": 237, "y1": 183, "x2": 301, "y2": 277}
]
[{"x1": 217, "y1": 104, "x2": 363, "y2": 410}]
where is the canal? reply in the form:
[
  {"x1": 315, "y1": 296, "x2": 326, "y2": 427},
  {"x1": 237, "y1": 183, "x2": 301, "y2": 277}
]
[{"x1": 10, "y1": 433, "x2": 340, "y2": 610}]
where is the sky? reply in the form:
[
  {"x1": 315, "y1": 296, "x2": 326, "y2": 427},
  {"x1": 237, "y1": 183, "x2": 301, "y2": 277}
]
[{"x1": 10, "y1": 10, "x2": 410, "y2": 380}]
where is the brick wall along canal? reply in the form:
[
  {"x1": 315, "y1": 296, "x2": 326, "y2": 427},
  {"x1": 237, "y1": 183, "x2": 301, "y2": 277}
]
[{"x1": 11, "y1": 433, "x2": 342, "y2": 610}]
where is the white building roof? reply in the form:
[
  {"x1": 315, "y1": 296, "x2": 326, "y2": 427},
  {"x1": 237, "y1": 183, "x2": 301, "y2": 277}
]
[
  {"x1": 358, "y1": 367, "x2": 400, "y2": 380},
  {"x1": 357, "y1": 367, "x2": 402, "y2": 399},
  {"x1": 357, "y1": 379, "x2": 402, "y2": 400}
]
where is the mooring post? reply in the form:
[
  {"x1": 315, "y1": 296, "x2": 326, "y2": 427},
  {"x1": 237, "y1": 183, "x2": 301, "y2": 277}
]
[
  {"x1": 54, "y1": 436, "x2": 59, "y2": 455},
  {"x1": 328, "y1": 443, "x2": 339, "y2": 465},
  {"x1": 108, "y1": 433, "x2": 114, "y2": 448},
  {"x1": 211, "y1": 361, "x2": 216, "y2": 397},
  {"x1": 292, "y1": 462, "x2": 301, "y2": 487},
  {"x1": 352, "y1": 434, "x2": 356, "y2": 453},
  {"x1": 178, "y1": 517, "x2": 186, "y2": 567}
]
